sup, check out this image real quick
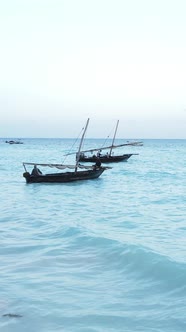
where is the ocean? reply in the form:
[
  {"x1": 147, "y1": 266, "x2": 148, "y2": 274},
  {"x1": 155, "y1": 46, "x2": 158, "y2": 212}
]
[{"x1": 0, "y1": 138, "x2": 185, "y2": 332}]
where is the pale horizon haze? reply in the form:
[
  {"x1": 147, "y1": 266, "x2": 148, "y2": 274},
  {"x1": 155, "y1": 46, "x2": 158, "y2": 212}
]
[{"x1": 0, "y1": 0, "x2": 186, "y2": 139}]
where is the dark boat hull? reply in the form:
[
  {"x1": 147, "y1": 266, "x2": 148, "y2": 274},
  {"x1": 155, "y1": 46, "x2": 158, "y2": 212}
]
[
  {"x1": 5, "y1": 140, "x2": 23, "y2": 144},
  {"x1": 79, "y1": 154, "x2": 134, "y2": 163},
  {"x1": 23, "y1": 168, "x2": 105, "y2": 184}
]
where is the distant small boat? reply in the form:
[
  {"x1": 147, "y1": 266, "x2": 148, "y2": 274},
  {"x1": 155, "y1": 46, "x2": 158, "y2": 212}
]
[
  {"x1": 2, "y1": 313, "x2": 22, "y2": 318},
  {"x1": 23, "y1": 119, "x2": 111, "y2": 184},
  {"x1": 5, "y1": 140, "x2": 23, "y2": 144}
]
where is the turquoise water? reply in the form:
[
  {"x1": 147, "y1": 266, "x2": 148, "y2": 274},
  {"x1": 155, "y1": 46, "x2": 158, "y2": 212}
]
[{"x1": 0, "y1": 138, "x2": 186, "y2": 332}]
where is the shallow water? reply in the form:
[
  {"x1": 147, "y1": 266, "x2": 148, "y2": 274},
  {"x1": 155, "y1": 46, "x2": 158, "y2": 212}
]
[{"x1": 0, "y1": 138, "x2": 186, "y2": 331}]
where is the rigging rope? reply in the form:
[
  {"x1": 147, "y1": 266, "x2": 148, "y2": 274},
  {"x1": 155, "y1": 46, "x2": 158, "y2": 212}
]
[
  {"x1": 61, "y1": 126, "x2": 85, "y2": 163},
  {"x1": 100, "y1": 123, "x2": 116, "y2": 149}
]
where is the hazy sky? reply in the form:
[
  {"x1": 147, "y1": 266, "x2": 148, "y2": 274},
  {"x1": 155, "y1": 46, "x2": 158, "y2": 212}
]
[{"x1": 0, "y1": 0, "x2": 186, "y2": 138}]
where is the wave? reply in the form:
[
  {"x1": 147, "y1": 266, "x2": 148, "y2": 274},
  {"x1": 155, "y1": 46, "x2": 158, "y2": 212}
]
[{"x1": 60, "y1": 232, "x2": 186, "y2": 283}]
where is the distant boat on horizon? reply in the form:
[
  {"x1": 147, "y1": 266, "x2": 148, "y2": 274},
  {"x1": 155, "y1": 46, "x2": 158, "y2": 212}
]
[{"x1": 5, "y1": 140, "x2": 23, "y2": 144}]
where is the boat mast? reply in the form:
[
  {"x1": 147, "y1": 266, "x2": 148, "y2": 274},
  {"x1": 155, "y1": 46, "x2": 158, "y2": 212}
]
[
  {"x1": 75, "y1": 118, "x2": 90, "y2": 171},
  {"x1": 109, "y1": 120, "x2": 119, "y2": 156}
]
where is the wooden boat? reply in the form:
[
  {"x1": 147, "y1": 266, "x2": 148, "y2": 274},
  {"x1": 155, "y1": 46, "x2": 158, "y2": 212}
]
[
  {"x1": 23, "y1": 119, "x2": 110, "y2": 184},
  {"x1": 22, "y1": 162, "x2": 107, "y2": 183},
  {"x1": 74, "y1": 120, "x2": 143, "y2": 163},
  {"x1": 78, "y1": 153, "x2": 134, "y2": 163},
  {"x1": 5, "y1": 140, "x2": 23, "y2": 144}
]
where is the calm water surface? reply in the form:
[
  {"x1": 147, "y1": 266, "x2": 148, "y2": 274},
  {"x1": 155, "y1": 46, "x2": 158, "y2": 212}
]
[{"x1": 0, "y1": 138, "x2": 186, "y2": 332}]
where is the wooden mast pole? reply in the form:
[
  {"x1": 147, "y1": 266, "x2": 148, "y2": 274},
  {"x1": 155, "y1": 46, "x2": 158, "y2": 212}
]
[
  {"x1": 109, "y1": 120, "x2": 119, "y2": 156},
  {"x1": 75, "y1": 118, "x2": 90, "y2": 172}
]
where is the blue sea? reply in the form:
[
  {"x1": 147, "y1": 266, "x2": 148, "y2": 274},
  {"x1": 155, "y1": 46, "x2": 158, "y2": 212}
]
[{"x1": 0, "y1": 138, "x2": 186, "y2": 332}]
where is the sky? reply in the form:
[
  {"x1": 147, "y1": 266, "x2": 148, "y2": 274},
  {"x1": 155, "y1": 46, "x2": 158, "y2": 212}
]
[{"x1": 0, "y1": 0, "x2": 186, "y2": 138}]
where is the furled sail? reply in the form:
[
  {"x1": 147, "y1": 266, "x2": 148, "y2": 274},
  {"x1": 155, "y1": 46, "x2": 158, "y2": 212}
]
[
  {"x1": 65, "y1": 141, "x2": 143, "y2": 156},
  {"x1": 23, "y1": 162, "x2": 95, "y2": 170}
]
